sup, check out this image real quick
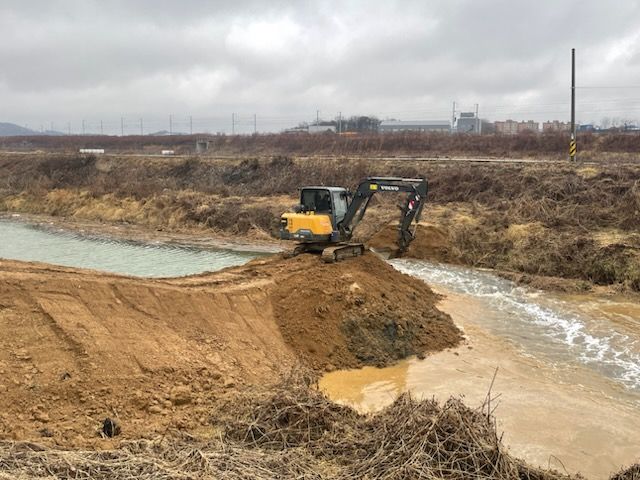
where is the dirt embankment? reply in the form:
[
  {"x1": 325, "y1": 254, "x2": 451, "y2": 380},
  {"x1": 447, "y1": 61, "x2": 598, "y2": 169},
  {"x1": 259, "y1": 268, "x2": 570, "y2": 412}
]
[{"x1": 0, "y1": 253, "x2": 460, "y2": 447}]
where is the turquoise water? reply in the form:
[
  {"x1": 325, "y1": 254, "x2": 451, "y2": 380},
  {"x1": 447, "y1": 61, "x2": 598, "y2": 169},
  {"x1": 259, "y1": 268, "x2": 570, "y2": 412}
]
[{"x1": 0, "y1": 219, "x2": 263, "y2": 277}]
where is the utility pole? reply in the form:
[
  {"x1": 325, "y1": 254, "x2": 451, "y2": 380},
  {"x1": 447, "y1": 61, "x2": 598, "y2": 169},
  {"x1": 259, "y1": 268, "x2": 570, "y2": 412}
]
[
  {"x1": 169, "y1": 114, "x2": 173, "y2": 135},
  {"x1": 316, "y1": 110, "x2": 319, "y2": 125},
  {"x1": 121, "y1": 117, "x2": 124, "y2": 136},
  {"x1": 475, "y1": 104, "x2": 481, "y2": 135},
  {"x1": 338, "y1": 111, "x2": 342, "y2": 133},
  {"x1": 82, "y1": 119, "x2": 85, "y2": 135},
  {"x1": 140, "y1": 118, "x2": 143, "y2": 136},
  {"x1": 100, "y1": 120, "x2": 104, "y2": 135},
  {"x1": 189, "y1": 115, "x2": 193, "y2": 135},
  {"x1": 231, "y1": 113, "x2": 235, "y2": 135},
  {"x1": 50, "y1": 121, "x2": 53, "y2": 132},
  {"x1": 452, "y1": 101, "x2": 456, "y2": 132},
  {"x1": 570, "y1": 48, "x2": 577, "y2": 161},
  {"x1": 254, "y1": 114, "x2": 257, "y2": 134}
]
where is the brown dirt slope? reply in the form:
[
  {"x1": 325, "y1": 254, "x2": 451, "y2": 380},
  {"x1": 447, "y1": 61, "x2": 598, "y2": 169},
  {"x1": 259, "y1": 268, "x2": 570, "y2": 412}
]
[
  {"x1": 0, "y1": 259, "x2": 293, "y2": 447},
  {"x1": 0, "y1": 253, "x2": 460, "y2": 447},
  {"x1": 272, "y1": 253, "x2": 459, "y2": 370}
]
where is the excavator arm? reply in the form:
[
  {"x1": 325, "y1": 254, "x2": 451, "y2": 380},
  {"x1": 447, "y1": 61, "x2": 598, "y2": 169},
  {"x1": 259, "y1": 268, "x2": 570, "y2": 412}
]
[{"x1": 339, "y1": 176, "x2": 428, "y2": 253}]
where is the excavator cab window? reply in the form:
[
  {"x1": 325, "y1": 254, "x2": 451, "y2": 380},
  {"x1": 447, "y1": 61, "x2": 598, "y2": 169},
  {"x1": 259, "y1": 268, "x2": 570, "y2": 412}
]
[
  {"x1": 332, "y1": 191, "x2": 348, "y2": 223},
  {"x1": 301, "y1": 189, "x2": 332, "y2": 214}
]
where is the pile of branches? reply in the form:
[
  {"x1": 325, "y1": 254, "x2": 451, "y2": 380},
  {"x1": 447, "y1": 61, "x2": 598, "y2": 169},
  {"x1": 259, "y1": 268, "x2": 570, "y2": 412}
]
[{"x1": 225, "y1": 376, "x2": 570, "y2": 480}]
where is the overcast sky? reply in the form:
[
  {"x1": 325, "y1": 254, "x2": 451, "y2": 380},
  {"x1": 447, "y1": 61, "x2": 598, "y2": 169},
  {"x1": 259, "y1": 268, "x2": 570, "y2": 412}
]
[{"x1": 2, "y1": 0, "x2": 640, "y2": 134}]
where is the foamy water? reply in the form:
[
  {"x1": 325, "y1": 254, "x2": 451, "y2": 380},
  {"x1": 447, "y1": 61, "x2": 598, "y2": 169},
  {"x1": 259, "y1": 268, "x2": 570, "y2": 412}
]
[{"x1": 391, "y1": 259, "x2": 640, "y2": 391}]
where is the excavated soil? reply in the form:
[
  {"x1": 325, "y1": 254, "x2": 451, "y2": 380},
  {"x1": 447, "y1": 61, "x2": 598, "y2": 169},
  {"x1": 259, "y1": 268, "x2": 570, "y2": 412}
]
[
  {"x1": 368, "y1": 223, "x2": 453, "y2": 262},
  {"x1": 272, "y1": 253, "x2": 461, "y2": 370},
  {"x1": 0, "y1": 252, "x2": 460, "y2": 448}
]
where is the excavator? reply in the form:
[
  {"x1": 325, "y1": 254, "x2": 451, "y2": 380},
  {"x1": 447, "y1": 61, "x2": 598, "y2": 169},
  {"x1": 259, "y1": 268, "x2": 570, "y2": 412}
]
[{"x1": 280, "y1": 176, "x2": 427, "y2": 262}]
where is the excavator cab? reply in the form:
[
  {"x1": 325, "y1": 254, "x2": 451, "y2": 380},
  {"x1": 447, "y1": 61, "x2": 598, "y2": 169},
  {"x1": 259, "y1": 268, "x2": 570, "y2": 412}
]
[
  {"x1": 281, "y1": 187, "x2": 348, "y2": 243},
  {"x1": 299, "y1": 188, "x2": 349, "y2": 223}
]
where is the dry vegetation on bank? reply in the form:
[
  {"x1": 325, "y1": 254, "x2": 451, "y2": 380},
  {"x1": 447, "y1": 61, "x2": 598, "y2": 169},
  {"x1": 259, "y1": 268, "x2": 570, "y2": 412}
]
[
  {"x1": 1, "y1": 152, "x2": 639, "y2": 290},
  {"x1": 3, "y1": 131, "x2": 640, "y2": 160}
]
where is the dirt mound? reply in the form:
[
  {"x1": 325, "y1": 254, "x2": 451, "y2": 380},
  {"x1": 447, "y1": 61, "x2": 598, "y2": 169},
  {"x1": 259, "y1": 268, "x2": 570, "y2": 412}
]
[
  {"x1": 271, "y1": 253, "x2": 461, "y2": 370},
  {"x1": 368, "y1": 222, "x2": 453, "y2": 262},
  {"x1": 0, "y1": 253, "x2": 460, "y2": 447}
]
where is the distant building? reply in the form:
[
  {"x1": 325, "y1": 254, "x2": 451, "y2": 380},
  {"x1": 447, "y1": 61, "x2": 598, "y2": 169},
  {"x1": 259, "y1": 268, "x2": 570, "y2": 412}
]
[
  {"x1": 495, "y1": 120, "x2": 539, "y2": 134},
  {"x1": 495, "y1": 120, "x2": 518, "y2": 135},
  {"x1": 518, "y1": 120, "x2": 539, "y2": 133},
  {"x1": 308, "y1": 125, "x2": 336, "y2": 134},
  {"x1": 379, "y1": 120, "x2": 451, "y2": 133},
  {"x1": 542, "y1": 120, "x2": 570, "y2": 132},
  {"x1": 456, "y1": 112, "x2": 481, "y2": 134}
]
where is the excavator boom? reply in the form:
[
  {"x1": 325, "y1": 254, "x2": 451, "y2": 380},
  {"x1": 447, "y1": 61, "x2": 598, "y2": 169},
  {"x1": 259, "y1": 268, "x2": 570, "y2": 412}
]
[{"x1": 338, "y1": 176, "x2": 427, "y2": 253}]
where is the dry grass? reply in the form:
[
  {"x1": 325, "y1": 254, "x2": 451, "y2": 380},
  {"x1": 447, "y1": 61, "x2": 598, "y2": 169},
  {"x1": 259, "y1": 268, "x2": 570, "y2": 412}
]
[{"x1": 3, "y1": 131, "x2": 640, "y2": 158}]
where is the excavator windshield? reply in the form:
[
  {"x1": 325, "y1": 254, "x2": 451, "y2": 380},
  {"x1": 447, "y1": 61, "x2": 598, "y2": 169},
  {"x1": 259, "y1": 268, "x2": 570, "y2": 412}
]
[{"x1": 301, "y1": 189, "x2": 332, "y2": 213}]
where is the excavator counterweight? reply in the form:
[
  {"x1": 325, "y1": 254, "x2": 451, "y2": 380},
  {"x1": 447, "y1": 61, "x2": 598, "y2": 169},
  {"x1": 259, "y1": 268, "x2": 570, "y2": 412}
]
[{"x1": 280, "y1": 177, "x2": 427, "y2": 262}]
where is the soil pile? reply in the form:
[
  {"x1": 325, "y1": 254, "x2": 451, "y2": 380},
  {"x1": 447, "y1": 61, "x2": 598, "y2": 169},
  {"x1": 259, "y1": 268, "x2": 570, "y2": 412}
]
[
  {"x1": 368, "y1": 222, "x2": 453, "y2": 262},
  {"x1": 0, "y1": 252, "x2": 460, "y2": 447},
  {"x1": 272, "y1": 253, "x2": 460, "y2": 370}
]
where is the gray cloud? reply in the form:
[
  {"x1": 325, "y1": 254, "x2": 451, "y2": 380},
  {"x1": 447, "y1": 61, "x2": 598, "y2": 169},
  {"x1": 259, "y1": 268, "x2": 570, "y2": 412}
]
[{"x1": 1, "y1": 0, "x2": 640, "y2": 133}]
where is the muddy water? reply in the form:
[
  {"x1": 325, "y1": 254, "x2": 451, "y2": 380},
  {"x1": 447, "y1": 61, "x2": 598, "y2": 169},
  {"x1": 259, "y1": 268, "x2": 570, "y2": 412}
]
[
  {"x1": 391, "y1": 260, "x2": 640, "y2": 391},
  {"x1": 0, "y1": 219, "x2": 263, "y2": 276},
  {"x1": 321, "y1": 260, "x2": 640, "y2": 479}
]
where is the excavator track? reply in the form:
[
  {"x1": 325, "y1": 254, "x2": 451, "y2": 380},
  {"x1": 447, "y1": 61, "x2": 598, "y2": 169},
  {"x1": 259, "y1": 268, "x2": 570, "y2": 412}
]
[{"x1": 321, "y1": 243, "x2": 365, "y2": 263}]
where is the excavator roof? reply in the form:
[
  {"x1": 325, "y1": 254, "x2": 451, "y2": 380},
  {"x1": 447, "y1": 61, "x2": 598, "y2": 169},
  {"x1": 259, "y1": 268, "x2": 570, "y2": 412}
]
[{"x1": 299, "y1": 186, "x2": 348, "y2": 192}]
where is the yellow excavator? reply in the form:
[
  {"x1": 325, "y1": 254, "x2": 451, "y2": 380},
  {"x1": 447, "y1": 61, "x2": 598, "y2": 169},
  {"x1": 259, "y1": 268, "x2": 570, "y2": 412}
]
[{"x1": 280, "y1": 176, "x2": 427, "y2": 262}]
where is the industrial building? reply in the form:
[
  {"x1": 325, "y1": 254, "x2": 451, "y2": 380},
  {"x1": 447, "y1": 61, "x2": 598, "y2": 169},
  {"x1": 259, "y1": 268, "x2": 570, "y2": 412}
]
[
  {"x1": 455, "y1": 112, "x2": 481, "y2": 134},
  {"x1": 379, "y1": 120, "x2": 451, "y2": 133}
]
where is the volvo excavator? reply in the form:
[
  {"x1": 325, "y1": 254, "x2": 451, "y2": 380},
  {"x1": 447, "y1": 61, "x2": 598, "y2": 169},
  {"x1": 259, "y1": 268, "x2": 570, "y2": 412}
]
[{"x1": 280, "y1": 176, "x2": 427, "y2": 262}]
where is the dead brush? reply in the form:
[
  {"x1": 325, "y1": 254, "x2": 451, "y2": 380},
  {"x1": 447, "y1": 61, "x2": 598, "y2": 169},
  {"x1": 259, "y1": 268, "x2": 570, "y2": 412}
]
[{"x1": 225, "y1": 374, "x2": 576, "y2": 480}]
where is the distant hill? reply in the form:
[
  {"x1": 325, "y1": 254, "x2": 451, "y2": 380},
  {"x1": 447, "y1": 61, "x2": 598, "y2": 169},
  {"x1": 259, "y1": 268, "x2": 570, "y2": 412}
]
[{"x1": 0, "y1": 122, "x2": 65, "y2": 136}]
